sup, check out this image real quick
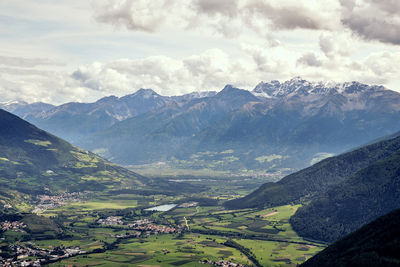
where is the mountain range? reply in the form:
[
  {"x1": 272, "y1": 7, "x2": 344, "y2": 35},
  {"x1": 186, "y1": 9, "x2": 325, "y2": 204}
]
[{"x1": 4, "y1": 77, "x2": 400, "y2": 173}]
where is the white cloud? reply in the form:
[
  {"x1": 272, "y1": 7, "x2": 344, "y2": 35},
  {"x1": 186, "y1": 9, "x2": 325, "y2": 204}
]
[
  {"x1": 240, "y1": 43, "x2": 289, "y2": 74},
  {"x1": 361, "y1": 51, "x2": 400, "y2": 83},
  {"x1": 319, "y1": 33, "x2": 354, "y2": 59},
  {"x1": 70, "y1": 49, "x2": 261, "y2": 96},
  {"x1": 0, "y1": 70, "x2": 97, "y2": 105}
]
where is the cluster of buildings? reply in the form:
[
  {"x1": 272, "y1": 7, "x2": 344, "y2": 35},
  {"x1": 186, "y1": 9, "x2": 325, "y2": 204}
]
[
  {"x1": 98, "y1": 217, "x2": 181, "y2": 236},
  {"x1": 97, "y1": 216, "x2": 123, "y2": 226},
  {"x1": 129, "y1": 222, "x2": 178, "y2": 235},
  {"x1": 0, "y1": 244, "x2": 86, "y2": 266},
  {"x1": 132, "y1": 219, "x2": 151, "y2": 225},
  {"x1": 201, "y1": 259, "x2": 245, "y2": 267},
  {"x1": 0, "y1": 221, "x2": 26, "y2": 232},
  {"x1": 32, "y1": 191, "x2": 91, "y2": 213}
]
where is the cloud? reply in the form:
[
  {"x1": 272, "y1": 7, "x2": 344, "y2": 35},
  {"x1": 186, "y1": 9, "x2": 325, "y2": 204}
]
[
  {"x1": 0, "y1": 69, "x2": 96, "y2": 105},
  {"x1": 339, "y1": 0, "x2": 356, "y2": 10},
  {"x1": 193, "y1": 0, "x2": 239, "y2": 17},
  {"x1": 363, "y1": 51, "x2": 400, "y2": 78},
  {"x1": 70, "y1": 46, "x2": 400, "y2": 99},
  {"x1": 0, "y1": 67, "x2": 54, "y2": 76},
  {"x1": 0, "y1": 45, "x2": 399, "y2": 105},
  {"x1": 340, "y1": 0, "x2": 400, "y2": 45},
  {"x1": 367, "y1": 0, "x2": 400, "y2": 15},
  {"x1": 92, "y1": 0, "x2": 400, "y2": 47},
  {"x1": 92, "y1": 0, "x2": 168, "y2": 32},
  {"x1": 319, "y1": 32, "x2": 353, "y2": 58},
  {"x1": 0, "y1": 56, "x2": 63, "y2": 68},
  {"x1": 240, "y1": 43, "x2": 288, "y2": 74},
  {"x1": 71, "y1": 49, "x2": 261, "y2": 96},
  {"x1": 297, "y1": 52, "x2": 323, "y2": 67},
  {"x1": 242, "y1": 1, "x2": 333, "y2": 31},
  {"x1": 2, "y1": 0, "x2": 400, "y2": 107},
  {"x1": 92, "y1": 0, "x2": 340, "y2": 38}
]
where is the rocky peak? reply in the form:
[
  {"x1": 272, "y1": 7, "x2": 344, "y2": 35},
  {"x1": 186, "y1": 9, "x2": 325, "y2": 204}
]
[{"x1": 253, "y1": 77, "x2": 387, "y2": 98}]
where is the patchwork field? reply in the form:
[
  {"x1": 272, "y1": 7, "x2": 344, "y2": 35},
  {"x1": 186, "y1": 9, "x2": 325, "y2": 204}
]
[
  {"x1": 1, "y1": 175, "x2": 325, "y2": 266},
  {"x1": 29, "y1": 196, "x2": 324, "y2": 266},
  {"x1": 54, "y1": 234, "x2": 252, "y2": 267}
]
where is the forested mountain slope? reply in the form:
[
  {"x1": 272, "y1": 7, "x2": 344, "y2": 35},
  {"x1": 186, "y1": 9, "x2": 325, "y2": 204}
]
[
  {"x1": 301, "y1": 209, "x2": 400, "y2": 267},
  {"x1": 225, "y1": 133, "x2": 400, "y2": 209}
]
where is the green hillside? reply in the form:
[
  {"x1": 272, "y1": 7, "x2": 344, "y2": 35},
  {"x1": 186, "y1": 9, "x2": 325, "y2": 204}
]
[
  {"x1": 301, "y1": 209, "x2": 400, "y2": 267},
  {"x1": 224, "y1": 134, "x2": 400, "y2": 209},
  {"x1": 291, "y1": 148, "x2": 400, "y2": 242},
  {"x1": 0, "y1": 109, "x2": 146, "y2": 210}
]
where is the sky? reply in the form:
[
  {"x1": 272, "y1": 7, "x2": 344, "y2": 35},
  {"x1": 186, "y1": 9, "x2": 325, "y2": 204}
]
[{"x1": 0, "y1": 0, "x2": 400, "y2": 104}]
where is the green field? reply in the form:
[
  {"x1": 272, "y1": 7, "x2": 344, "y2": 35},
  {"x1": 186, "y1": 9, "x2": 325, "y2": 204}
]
[
  {"x1": 63, "y1": 200, "x2": 138, "y2": 210},
  {"x1": 55, "y1": 234, "x2": 252, "y2": 267}
]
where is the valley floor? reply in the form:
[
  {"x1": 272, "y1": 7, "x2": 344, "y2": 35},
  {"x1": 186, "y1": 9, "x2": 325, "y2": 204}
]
[{"x1": 0, "y1": 175, "x2": 325, "y2": 266}]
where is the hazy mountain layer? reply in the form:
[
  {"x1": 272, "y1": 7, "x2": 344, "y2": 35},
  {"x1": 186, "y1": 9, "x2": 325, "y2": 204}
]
[{"x1": 83, "y1": 85, "x2": 260, "y2": 164}]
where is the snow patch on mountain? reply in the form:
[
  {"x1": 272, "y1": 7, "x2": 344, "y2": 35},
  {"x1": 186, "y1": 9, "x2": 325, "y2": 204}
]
[{"x1": 252, "y1": 77, "x2": 386, "y2": 99}]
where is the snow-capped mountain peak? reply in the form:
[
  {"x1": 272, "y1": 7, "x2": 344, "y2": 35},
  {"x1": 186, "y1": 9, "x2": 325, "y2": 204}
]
[{"x1": 252, "y1": 77, "x2": 386, "y2": 98}]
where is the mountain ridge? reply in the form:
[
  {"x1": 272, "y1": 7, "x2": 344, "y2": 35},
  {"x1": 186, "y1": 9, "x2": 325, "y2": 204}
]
[
  {"x1": 4, "y1": 78, "x2": 400, "y2": 172},
  {"x1": 224, "y1": 133, "x2": 400, "y2": 209},
  {"x1": 300, "y1": 208, "x2": 400, "y2": 267},
  {"x1": 290, "y1": 145, "x2": 400, "y2": 242},
  {"x1": 0, "y1": 108, "x2": 146, "y2": 210}
]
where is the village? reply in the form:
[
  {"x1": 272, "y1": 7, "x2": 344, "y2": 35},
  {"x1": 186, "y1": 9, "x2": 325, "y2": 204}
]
[
  {"x1": 97, "y1": 216, "x2": 182, "y2": 236},
  {"x1": 0, "y1": 216, "x2": 182, "y2": 266},
  {"x1": 32, "y1": 191, "x2": 92, "y2": 213},
  {"x1": 0, "y1": 221, "x2": 26, "y2": 232},
  {"x1": 201, "y1": 259, "x2": 245, "y2": 267},
  {"x1": 0, "y1": 244, "x2": 86, "y2": 266}
]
